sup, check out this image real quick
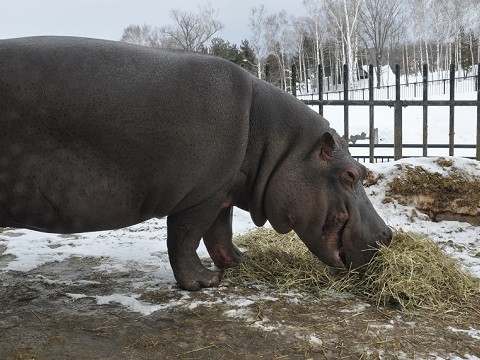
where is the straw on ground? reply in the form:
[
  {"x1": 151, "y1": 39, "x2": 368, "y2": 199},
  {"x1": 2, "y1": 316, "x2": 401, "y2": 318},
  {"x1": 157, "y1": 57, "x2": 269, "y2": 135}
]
[{"x1": 225, "y1": 228, "x2": 480, "y2": 314}]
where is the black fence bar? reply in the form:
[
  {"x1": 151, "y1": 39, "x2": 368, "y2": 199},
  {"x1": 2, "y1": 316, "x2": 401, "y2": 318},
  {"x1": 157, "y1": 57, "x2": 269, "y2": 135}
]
[
  {"x1": 477, "y1": 63, "x2": 480, "y2": 161},
  {"x1": 353, "y1": 155, "x2": 477, "y2": 163},
  {"x1": 394, "y1": 64, "x2": 402, "y2": 160},
  {"x1": 423, "y1": 64, "x2": 428, "y2": 157},
  {"x1": 369, "y1": 64, "x2": 374, "y2": 163},
  {"x1": 318, "y1": 63, "x2": 323, "y2": 116},
  {"x1": 319, "y1": 74, "x2": 478, "y2": 100},
  {"x1": 449, "y1": 64, "x2": 455, "y2": 156},
  {"x1": 292, "y1": 64, "x2": 297, "y2": 97},
  {"x1": 302, "y1": 99, "x2": 479, "y2": 106},
  {"x1": 349, "y1": 143, "x2": 476, "y2": 149},
  {"x1": 343, "y1": 64, "x2": 349, "y2": 141}
]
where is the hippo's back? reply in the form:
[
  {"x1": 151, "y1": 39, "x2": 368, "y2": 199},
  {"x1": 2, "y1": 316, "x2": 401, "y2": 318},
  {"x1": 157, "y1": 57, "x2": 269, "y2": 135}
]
[{"x1": 0, "y1": 36, "x2": 252, "y2": 233}]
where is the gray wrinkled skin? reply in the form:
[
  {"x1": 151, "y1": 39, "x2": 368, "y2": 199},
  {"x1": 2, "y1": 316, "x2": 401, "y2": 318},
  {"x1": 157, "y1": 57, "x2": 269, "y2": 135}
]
[{"x1": 0, "y1": 37, "x2": 391, "y2": 290}]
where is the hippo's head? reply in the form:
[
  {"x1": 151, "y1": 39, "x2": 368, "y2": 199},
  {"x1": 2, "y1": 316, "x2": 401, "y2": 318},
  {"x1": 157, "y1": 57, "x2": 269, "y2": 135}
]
[{"x1": 264, "y1": 130, "x2": 392, "y2": 270}]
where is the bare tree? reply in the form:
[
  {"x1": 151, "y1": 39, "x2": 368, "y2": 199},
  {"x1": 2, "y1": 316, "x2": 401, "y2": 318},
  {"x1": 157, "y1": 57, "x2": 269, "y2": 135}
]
[
  {"x1": 291, "y1": 16, "x2": 313, "y2": 90},
  {"x1": 324, "y1": 0, "x2": 363, "y2": 88},
  {"x1": 408, "y1": 0, "x2": 431, "y2": 75},
  {"x1": 302, "y1": 0, "x2": 330, "y2": 65},
  {"x1": 249, "y1": 5, "x2": 267, "y2": 78},
  {"x1": 121, "y1": 24, "x2": 162, "y2": 48},
  {"x1": 358, "y1": 0, "x2": 405, "y2": 87},
  {"x1": 463, "y1": 0, "x2": 480, "y2": 73},
  {"x1": 263, "y1": 11, "x2": 295, "y2": 90},
  {"x1": 159, "y1": 4, "x2": 224, "y2": 51}
]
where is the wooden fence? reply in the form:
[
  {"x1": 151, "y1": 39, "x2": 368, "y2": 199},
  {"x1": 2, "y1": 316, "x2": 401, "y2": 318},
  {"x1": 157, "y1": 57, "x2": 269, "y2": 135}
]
[{"x1": 297, "y1": 64, "x2": 480, "y2": 163}]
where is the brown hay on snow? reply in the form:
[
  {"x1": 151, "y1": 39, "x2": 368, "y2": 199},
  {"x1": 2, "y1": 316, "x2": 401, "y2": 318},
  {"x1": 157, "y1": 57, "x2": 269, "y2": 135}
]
[{"x1": 225, "y1": 228, "x2": 480, "y2": 312}]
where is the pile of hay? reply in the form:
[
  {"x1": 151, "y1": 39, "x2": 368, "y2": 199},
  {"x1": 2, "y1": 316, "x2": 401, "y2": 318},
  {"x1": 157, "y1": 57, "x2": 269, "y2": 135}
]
[
  {"x1": 386, "y1": 162, "x2": 480, "y2": 224},
  {"x1": 225, "y1": 228, "x2": 480, "y2": 312}
]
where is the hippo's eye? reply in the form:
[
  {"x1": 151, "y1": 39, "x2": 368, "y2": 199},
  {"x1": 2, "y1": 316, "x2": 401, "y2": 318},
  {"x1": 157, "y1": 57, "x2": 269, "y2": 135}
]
[
  {"x1": 346, "y1": 170, "x2": 356, "y2": 181},
  {"x1": 341, "y1": 167, "x2": 361, "y2": 189}
]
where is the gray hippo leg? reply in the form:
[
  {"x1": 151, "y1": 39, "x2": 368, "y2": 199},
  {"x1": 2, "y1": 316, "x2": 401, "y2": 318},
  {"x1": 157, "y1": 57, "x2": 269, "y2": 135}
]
[
  {"x1": 203, "y1": 206, "x2": 242, "y2": 268},
  {"x1": 167, "y1": 197, "x2": 223, "y2": 291}
]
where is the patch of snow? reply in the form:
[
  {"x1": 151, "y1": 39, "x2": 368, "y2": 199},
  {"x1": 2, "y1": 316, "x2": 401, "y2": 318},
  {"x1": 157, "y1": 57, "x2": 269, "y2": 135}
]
[
  {"x1": 251, "y1": 321, "x2": 277, "y2": 332},
  {"x1": 66, "y1": 292, "x2": 167, "y2": 315},
  {"x1": 187, "y1": 299, "x2": 225, "y2": 309},
  {"x1": 223, "y1": 308, "x2": 253, "y2": 317},
  {"x1": 369, "y1": 323, "x2": 394, "y2": 330},
  {"x1": 66, "y1": 293, "x2": 88, "y2": 300},
  {"x1": 36, "y1": 275, "x2": 101, "y2": 286},
  {"x1": 448, "y1": 327, "x2": 480, "y2": 340},
  {"x1": 308, "y1": 334, "x2": 323, "y2": 347},
  {"x1": 338, "y1": 302, "x2": 371, "y2": 313}
]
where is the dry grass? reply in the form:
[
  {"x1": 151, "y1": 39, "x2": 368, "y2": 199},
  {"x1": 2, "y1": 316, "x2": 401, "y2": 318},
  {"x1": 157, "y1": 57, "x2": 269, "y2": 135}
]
[{"x1": 225, "y1": 228, "x2": 480, "y2": 313}]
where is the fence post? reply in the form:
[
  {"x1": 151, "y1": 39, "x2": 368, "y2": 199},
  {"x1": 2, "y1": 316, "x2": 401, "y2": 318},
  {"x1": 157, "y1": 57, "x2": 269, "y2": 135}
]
[
  {"x1": 449, "y1": 63, "x2": 455, "y2": 156},
  {"x1": 394, "y1": 64, "x2": 402, "y2": 160},
  {"x1": 292, "y1": 64, "x2": 297, "y2": 97},
  {"x1": 369, "y1": 64, "x2": 374, "y2": 163},
  {"x1": 305, "y1": 68, "x2": 309, "y2": 93},
  {"x1": 423, "y1": 64, "x2": 428, "y2": 157},
  {"x1": 318, "y1": 63, "x2": 323, "y2": 116},
  {"x1": 343, "y1": 64, "x2": 349, "y2": 141},
  {"x1": 477, "y1": 63, "x2": 480, "y2": 161}
]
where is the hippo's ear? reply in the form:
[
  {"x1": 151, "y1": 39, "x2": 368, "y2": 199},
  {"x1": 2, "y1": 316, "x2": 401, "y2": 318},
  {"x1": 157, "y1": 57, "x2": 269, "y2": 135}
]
[{"x1": 313, "y1": 131, "x2": 336, "y2": 161}]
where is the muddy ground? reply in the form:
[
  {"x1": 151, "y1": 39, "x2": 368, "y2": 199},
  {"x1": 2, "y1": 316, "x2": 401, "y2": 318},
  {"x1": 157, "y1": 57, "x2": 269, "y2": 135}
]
[{"x1": 1, "y1": 253, "x2": 479, "y2": 360}]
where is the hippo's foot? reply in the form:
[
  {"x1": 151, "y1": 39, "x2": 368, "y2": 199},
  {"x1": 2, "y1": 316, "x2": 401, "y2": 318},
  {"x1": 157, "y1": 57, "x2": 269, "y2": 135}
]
[
  {"x1": 207, "y1": 243, "x2": 243, "y2": 268},
  {"x1": 174, "y1": 263, "x2": 221, "y2": 291},
  {"x1": 203, "y1": 206, "x2": 242, "y2": 268}
]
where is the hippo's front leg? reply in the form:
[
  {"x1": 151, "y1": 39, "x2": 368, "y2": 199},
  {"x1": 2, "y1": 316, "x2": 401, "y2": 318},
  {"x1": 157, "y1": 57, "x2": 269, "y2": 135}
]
[
  {"x1": 203, "y1": 206, "x2": 242, "y2": 268},
  {"x1": 167, "y1": 198, "x2": 223, "y2": 291}
]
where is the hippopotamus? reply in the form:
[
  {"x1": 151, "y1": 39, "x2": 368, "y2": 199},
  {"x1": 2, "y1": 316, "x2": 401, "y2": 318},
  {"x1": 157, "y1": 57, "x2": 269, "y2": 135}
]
[{"x1": 0, "y1": 36, "x2": 392, "y2": 290}]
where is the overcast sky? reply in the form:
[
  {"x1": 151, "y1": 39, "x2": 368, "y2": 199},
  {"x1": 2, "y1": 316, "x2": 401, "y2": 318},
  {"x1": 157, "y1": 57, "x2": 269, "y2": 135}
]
[{"x1": 0, "y1": 0, "x2": 306, "y2": 46}]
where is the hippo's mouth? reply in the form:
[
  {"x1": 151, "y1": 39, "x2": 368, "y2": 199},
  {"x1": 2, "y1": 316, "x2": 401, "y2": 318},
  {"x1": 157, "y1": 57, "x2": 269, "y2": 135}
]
[{"x1": 321, "y1": 212, "x2": 349, "y2": 268}]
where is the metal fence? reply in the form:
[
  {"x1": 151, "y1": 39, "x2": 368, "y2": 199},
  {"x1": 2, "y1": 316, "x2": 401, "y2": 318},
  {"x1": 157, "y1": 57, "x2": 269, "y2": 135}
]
[
  {"x1": 298, "y1": 73, "x2": 478, "y2": 101},
  {"x1": 298, "y1": 63, "x2": 480, "y2": 163}
]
